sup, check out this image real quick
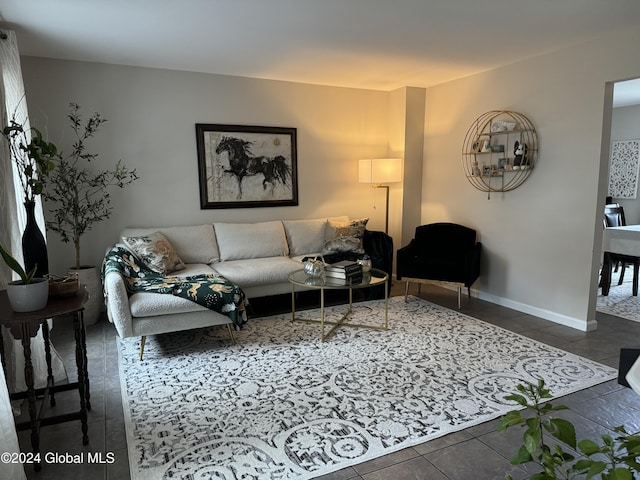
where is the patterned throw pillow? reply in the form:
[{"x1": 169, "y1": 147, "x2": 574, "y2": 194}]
[
  {"x1": 322, "y1": 218, "x2": 369, "y2": 254},
  {"x1": 121, "y1": 232, "x2": 184, "y2": 274}
]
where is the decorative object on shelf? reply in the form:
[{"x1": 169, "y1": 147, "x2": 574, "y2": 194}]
[
  {"x1": 608, "y1": 139, "x2": 640, "y2": 199},
  {"x1": 513, "y1": 140, "x2": 528, "y2": 167},
  {"x1": 461, "y1": 110, "x2": 538, "y2": 198},
  {"x1": 490, "y1": 120, "x2": 516, "y2": 133},
  {"x1": 471, "y1": 160, "x2": 481, "y2": 176},
  {"x1": 2, "y1": 112, "x2": 58, "y2": 277},
  {"x1": 196, "y1": 124, "x2": 298, "y2": 209},
  {"x1": 358, "y1": 158, "x2": 403, "y2": 233},
  {"x1": 0, "y1": 242, "x2": 48, "y2": 312}
]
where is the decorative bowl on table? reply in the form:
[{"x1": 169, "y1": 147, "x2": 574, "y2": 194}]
[{"x1": 48, "y1": 274, "x2": 80, "y2": 298}]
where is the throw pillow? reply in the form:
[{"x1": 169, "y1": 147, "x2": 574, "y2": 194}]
[
  {"x1": 121, "y1": 231, "x2": 184, "y2": 274},
  {"x1": 322, "y1": 218, "x2": 368, "y2": 254}
]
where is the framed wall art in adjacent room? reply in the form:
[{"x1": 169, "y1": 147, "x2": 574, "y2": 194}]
[
  {"x1": 196, "y1": 124, "x2": 298, "y2": 209},
  {"x1": 608, "y1": 139, "x2": 640, "y2": 200}
]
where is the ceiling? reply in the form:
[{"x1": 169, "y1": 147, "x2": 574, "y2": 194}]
[{"x1": 1, "y1": 0, "x2": 640, "y2": 99}]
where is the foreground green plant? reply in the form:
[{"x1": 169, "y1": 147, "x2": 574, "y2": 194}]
[{"x1": 498, "y1": 379, "x2": 640, "y2": 480}]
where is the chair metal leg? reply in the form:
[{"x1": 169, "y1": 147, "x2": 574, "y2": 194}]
[
  {"x1": 404, "y1": 281, "x2": 410, "y2": 301},
  {"x1": 457, "y1": 287, "x2": 461, "y2": 309},
  {"x1": 139, "y1": 336, "x2": 146, "y2": 361},
  {"x1": 226, "y1": 323, "x2": 237, "y2": 344}
]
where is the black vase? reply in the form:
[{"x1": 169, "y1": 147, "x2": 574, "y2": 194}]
[{"x1": 22, "y1": 201, "x2": 49, "y2": 277}]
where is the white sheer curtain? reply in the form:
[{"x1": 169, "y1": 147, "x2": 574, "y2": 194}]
[
  {"x1": 0, "y1": 30, "x2": 66, "y2": 480},
  {"x1": 0, "y1": 29, "x2": 27, "y2": 480}
]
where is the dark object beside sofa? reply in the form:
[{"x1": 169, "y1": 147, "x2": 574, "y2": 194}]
[
  {"x1": 322, "y1": 229, "x2": 393, "y2": 298},
  {"x1": 396, "y1": 223, "x2": 481, "y2": 307}
]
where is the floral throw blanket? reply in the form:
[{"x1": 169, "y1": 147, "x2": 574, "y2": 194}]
[{"x1": 102, "y1": 246, "x2": 248, "y2": 328}]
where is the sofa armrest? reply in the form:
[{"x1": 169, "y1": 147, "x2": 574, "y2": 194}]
[
  {"x1": 468, "y1": 242, "x2": 482, "y2": 283},
  {"x1": 104, "y1": 271, "x2": 134, "y2": 339}
]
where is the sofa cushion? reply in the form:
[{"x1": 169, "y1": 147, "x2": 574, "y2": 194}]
[
  {"x1": 130, "y1": 292, "x2": 211, "y2": 317},
  {"x1": 324, "y1": 216, "x2": 351, "y2": 242},
  {"x1": 128, "y1": 263, "x2": 219, "y2": 317},
  {"x1": 283, "y1": 219, "x2": 328, "y2": 256},
  {"x1": 211, "y1": 257, "x2": 301, "y2": 287},
  {"x1": 214, "y1": 221, "x2": 289, "y2": 261},
  {"x1": 323, "y1": 217, "x2": 369, "y2": 255},
  {"x1": 121, "y1": 232, "x2": 185, "y2": 274},
  {"x1": 120, "y1": 225, "x2": 220, "y2": 264}
]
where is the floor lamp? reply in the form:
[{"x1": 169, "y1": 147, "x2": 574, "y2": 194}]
[{"x1": 359, "y1": 158, "x2": 403, "y2": 234}]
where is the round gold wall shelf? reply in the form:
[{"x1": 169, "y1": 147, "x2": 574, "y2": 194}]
[{"x1": 462, "y1": 110, "x2": 538, "y2": 198}]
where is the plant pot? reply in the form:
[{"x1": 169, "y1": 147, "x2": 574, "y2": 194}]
[
  {"x1": 7, "y1": 278, "x2": 49, "y2": 312},
  {"x1": 69, "y1": 266, "x2": 103, "y2": 325}
]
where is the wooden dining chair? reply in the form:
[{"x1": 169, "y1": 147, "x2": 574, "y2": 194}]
[{"x1": 602, "y1": 204, "x2": 640, "y2": 294}]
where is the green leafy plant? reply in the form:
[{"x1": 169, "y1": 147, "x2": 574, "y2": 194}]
[
  {"x1": 499, "y1": 379, "x2": 640, "y2": 480},
  {"x1": 0, "y1": 243, "x2": 36, "y2": 284},
  {"x1": 1, "y1": 114, "x2": 57, "y2": 205},
  {"x1": 42, "y1": 103, "x2": 138, "y2": 270}
]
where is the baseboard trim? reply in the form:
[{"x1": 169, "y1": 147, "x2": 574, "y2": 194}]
[
  {"x1": 395, "y1": 277, "x2": 596, "y2": 331},
  {"x1": 472, "y1": 289, "x2": 596, "y2": 332}
]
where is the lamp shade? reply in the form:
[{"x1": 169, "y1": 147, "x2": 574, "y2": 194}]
[{"x1": 359, "y1": 158, "x2": 402, "y2": 184}]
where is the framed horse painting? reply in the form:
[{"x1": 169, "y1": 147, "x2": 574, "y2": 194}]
[{"x1": 195, "y1": 124, "x2": 298, "y2": 209}]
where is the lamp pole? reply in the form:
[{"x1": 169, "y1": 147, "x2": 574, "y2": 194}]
[{"x1": 373, "y1": 184, "x2": 390, "y2": 234}]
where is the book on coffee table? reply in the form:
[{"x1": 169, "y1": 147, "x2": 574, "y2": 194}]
[{"x1": 325, "y1": 260, "x2": 363, "y2": 279}]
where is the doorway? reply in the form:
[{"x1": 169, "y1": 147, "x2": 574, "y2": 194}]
[{"x1": 592, "y1": 77, "x2": 640, "y2": 324}]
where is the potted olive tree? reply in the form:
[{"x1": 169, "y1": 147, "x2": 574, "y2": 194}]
[
  {"x1": 42, "y1": 103, "x2": 138, "y2": 324},
  {"x1": 0, "y1": 243, "x2": 48, "y2": 312}
]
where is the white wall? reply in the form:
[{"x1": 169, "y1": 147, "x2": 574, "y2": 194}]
[
  {"x1": 20, "y1": 25, "x2": 640, "y2": 330},
  {"x1": 422, "y1": 26, "x2": 640, "y2": 330},
  {"x1": 21, "y1": 58, "x2": 395, "y2": 274}
]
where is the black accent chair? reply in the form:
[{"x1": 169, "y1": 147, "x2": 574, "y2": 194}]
[{"x1": 397, "y1": 223, "x2": 481, "y2": 308}]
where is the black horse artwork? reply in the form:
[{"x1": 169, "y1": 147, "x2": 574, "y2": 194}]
[{"x1": 215, "y1": 136, "x2": 291, "y2": 199}]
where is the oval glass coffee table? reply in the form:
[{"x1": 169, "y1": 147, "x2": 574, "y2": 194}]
[{"x1": 288, "y1": 268, "x2": 389, "y2": 341}]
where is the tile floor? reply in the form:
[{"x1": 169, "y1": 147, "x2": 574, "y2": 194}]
[{"x1": 14, "y1": 281, "x2": 640, "y2": 480}]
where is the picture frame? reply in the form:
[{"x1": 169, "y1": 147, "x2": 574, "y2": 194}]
[
  {"x1": 479, "y1": 139, "x2": 491, "y2": 153},
  {"x1": 608, "y1": 139, "x2": 640, "y2": 199},
  {"x1": 196, "y1": 124, "x2": 298, "y2": 209}
]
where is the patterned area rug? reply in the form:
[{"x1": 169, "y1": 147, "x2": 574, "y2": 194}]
[
  {"x1": 118, "y1": 296, "x2": 616, "y2": 480},
  {"x1": 597, "y1": 267, "x2": 640, "y2": 322}
]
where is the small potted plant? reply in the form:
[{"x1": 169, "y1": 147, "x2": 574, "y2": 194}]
[{"x1": 0, "y1": 243, "x2": 48, "y2": 312}]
